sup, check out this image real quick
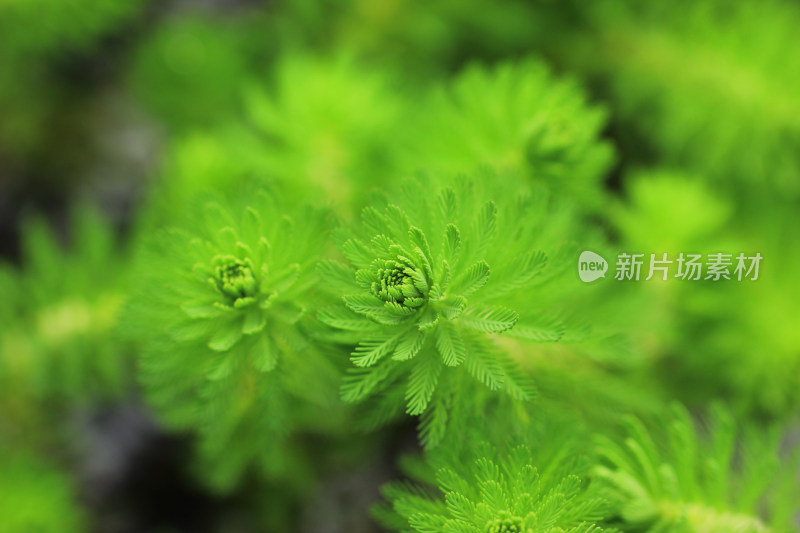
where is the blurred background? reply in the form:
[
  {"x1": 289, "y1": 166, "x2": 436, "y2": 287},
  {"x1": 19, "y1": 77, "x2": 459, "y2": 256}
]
[{"x1": 1, "y1": 0, "x2": 799, "y2": 531}]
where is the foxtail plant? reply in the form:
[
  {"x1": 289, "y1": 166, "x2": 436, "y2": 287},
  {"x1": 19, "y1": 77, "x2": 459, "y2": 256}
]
[
  {"x1": 401, "y1": 60, "x2": 614, "y2": 209},
  {"x1": 594, "y1": 403, "x2": 799, "y2": 533},
  {"x1": 376, "y1": 407, "x2": 615, "y2": 533},
  {"x1": 318, "y1": 172, "x2": 570, "y2": 447},
  {"x1": 0, "y1": 208, "x2": 128, "y2": 408},
  {"x1": 125, "y1": 188, "x2": 343, "y2": 490}
]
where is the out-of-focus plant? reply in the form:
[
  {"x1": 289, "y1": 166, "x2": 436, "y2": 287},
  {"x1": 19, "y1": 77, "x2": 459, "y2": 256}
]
[
  {"x1": 613, "y1": 171, "x2": 800, "y2": 418},
  {"x1": 0, "y1": 451, "x2": 85, "y2": 533},
  {"x1": 550, "y1": 0, "x2": 800, "y2": 199},
  {"x1": 129, "y1": 15, "x2": 255, "y2": 132},
  {"x1": 270, "y1": 0, "x2": 547, "y2": 78},
  {"x1": 124, "y1": 187, "x2": 344, "y2": 491},
  {"x1": 400, "y1": 60, "x2": 614, "y2": 209},
  {"x1": 146, "y1": 53, "x2": 405, "y2": 213},
  {"x1": 595, "y1": 403, "x2": 800, "y2": 532},
  {"x1": 0, "y1": 0, "x2": 143, "y2": 159},
  {"x1": 0, "y1": 0, "x2": 140, "y2": 57},
  {"x1": 238, "y1": 53, "x2": 404, "y2": 207},
  {"x1": 0, "y1": 208, "x2": 129, "y2": 446}
]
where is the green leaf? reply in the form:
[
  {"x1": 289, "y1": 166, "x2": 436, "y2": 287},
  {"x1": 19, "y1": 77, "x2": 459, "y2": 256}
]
[
  {"x1": 479, "y1": 479, "x2": 508, "y2": 513},
  {"x1": 216, "y1": 226, "x2": 238, "y2": 252},
  {"x1": 341, "y1": 238, "x2": 374, "y2": 269},
  {"x1": 435, "y1": 322, "x2": 467, "y2": 367},
  {"x1": 419, "y1": 395, "x2": 448, "y2": 449},
  {"x1": 355, "y1": 268, "x2": 377, "y2": 288},
  {"x1": 496, "y1": 353, "x2": 536, "y2": 401},
  {"x1": 445, "y1": 491, "x2": 475, "y2": 523},
  {"x1": 369, "y1": 305, "x2": 415, "y2": 325},
  {"x1": 408, "y1": 512, "x2": 448, "y2": 532},
  {"x1": 463, "y1": 333, "x2": 504, "y2": 390},
  {"x1": 384, "y1": 205, "x2": 411, "y2": 239},
  {"x1": 352, "y1": 332, "x2": 404, "y2": 367},
  {"x1": 439, "y1": 296, "x2": 467, "y2": 319},
  {"x1": 344, "y1": 294, "x2": 386, "y2": 316},
  {"x1": 453, "y1": 261, "x2": 490, "y2": 298},
  {"x1": 370, "y1": 234, "x2": 395, "y2": 254},
  {"x1": 317, "y1": 260, "x2": 358, "y2": 294},
  {"x1": 318, "y1": 306, "x2": 378, "y2": 331},
  {"x1": 171, "y1": 319, "x2": 209, "y2": 342},
  {"x1": 405, "y1": 352, "x2": 443, "y2": 415},
  {"x1": 340, "y1": 360, "x2": 395, "y2": 403},
  {"x1": 418, "y1": 308, "x2": 440, "y2": 331},
  {"x1": 394, "y1": 328, "x2": 428, "y2": 361},
  {"x1": 361, "y1": 206, "x2": 391, "y2": 236},
  {"x1": 472, "y1": 201, "x2": 497, "y2": 257},
  {"x1": 203, "y1": 202, "x2": 234, "y2": 238},
  {"x1": 181, "y1": 300, "x2": 222, "y2": 319},
  {"x1": 490, "y1": 250, "x2": 548, "y2": 295},
  {"x1": 241, "y1": 207, "x2": 262, "y2": 246},
  {"x1": 242, "y1": 308, "x2": 266, "y2": 334},
  {"x1": 428, "y1": 283, "x2": 444, "y2": 302},
  {"x1": 438, "y1": 187, "x2": 457, "y2": 221},
  {"x1": 408, "y1": 265, "x2": 430, "y2": 294},
  {"x1": 385, "y1": 301, "x2": 417, "y2": 318},
  {"x1": 504, "y1": 315, "x2": 565, "y2": 341},
  {"x1": 443, "y1": 224, "x2": 461, "y2": 264},
  {"x1": 409, "y1": 226, "x2": 433, "y2": 265},
  {"x1": 268, "y1": 263, "x2": 300, "y2": 293},
  {"x1": 207, "y1": 354, "x2": 236, "y2": 381},
  {"x1": 271, "y1": 302, "x2": 305, "y2": 324},
  {"x1": 208, "y1": 319, "x2": 243, "y2": 351},
  {"x1": 252, "y1": 333, "x2": 277, "y2": 372},
  {"x1": 459, "y1": 306, "x2": 519, "y2": 334},
  {"x1": 357, "y1": 386, "x2": 406, "y2": 431}
]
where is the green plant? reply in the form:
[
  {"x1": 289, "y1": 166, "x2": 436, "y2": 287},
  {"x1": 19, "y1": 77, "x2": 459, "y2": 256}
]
[
  {"x1": 239, "y1": 53, "x2": 403, "y2": 207},
  {"x1": 377, "y1": 409, "x2": 615, "y2": 533},
  {"x1": 547, "y1": 0, "x2": 800, "y2": 200},
  {"x1": 124, "y1": 187, "x2": 344, "y2": 490},
  {"x1": 595, "y1": 404, "x2": 799, "y2": 532},
  {"x1": 2, "y1": 3, "x2": 799, "y2": 530},
  {"x1": 400, "y1": 60, "x2": 614, "y2": 209},
  {"x1": 0, "y1": 208, "x2": 128, "y2": 410},
  {"x1": 318, "y1": 172, "x2": 575, "y2": 447},
  {"x1": 612, "y1": 172, "x2": 800, "y2": 418}
]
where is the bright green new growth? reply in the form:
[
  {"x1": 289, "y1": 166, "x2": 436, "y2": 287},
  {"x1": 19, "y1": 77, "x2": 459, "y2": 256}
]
[
  {"x1": 126, "y1": 188, "x2": 341, "y2": 490},
  {"x1": 319, "y1": 172, "x2": 570, "y2": 447},
  {"x1": 148, "y1": 189, "x2": 329, "y2": 361},
  {"x1": 595, "y1": 404, "x2": 799, "y2": 533},
  {"x1": 380, "y1": 441, "x2": 612, "y2": 533}
]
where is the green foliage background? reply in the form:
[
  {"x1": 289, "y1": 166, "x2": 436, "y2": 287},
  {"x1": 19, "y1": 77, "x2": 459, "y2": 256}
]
[{"x1": 0, "y1": 1, "x2": 798, "y2": 532}]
